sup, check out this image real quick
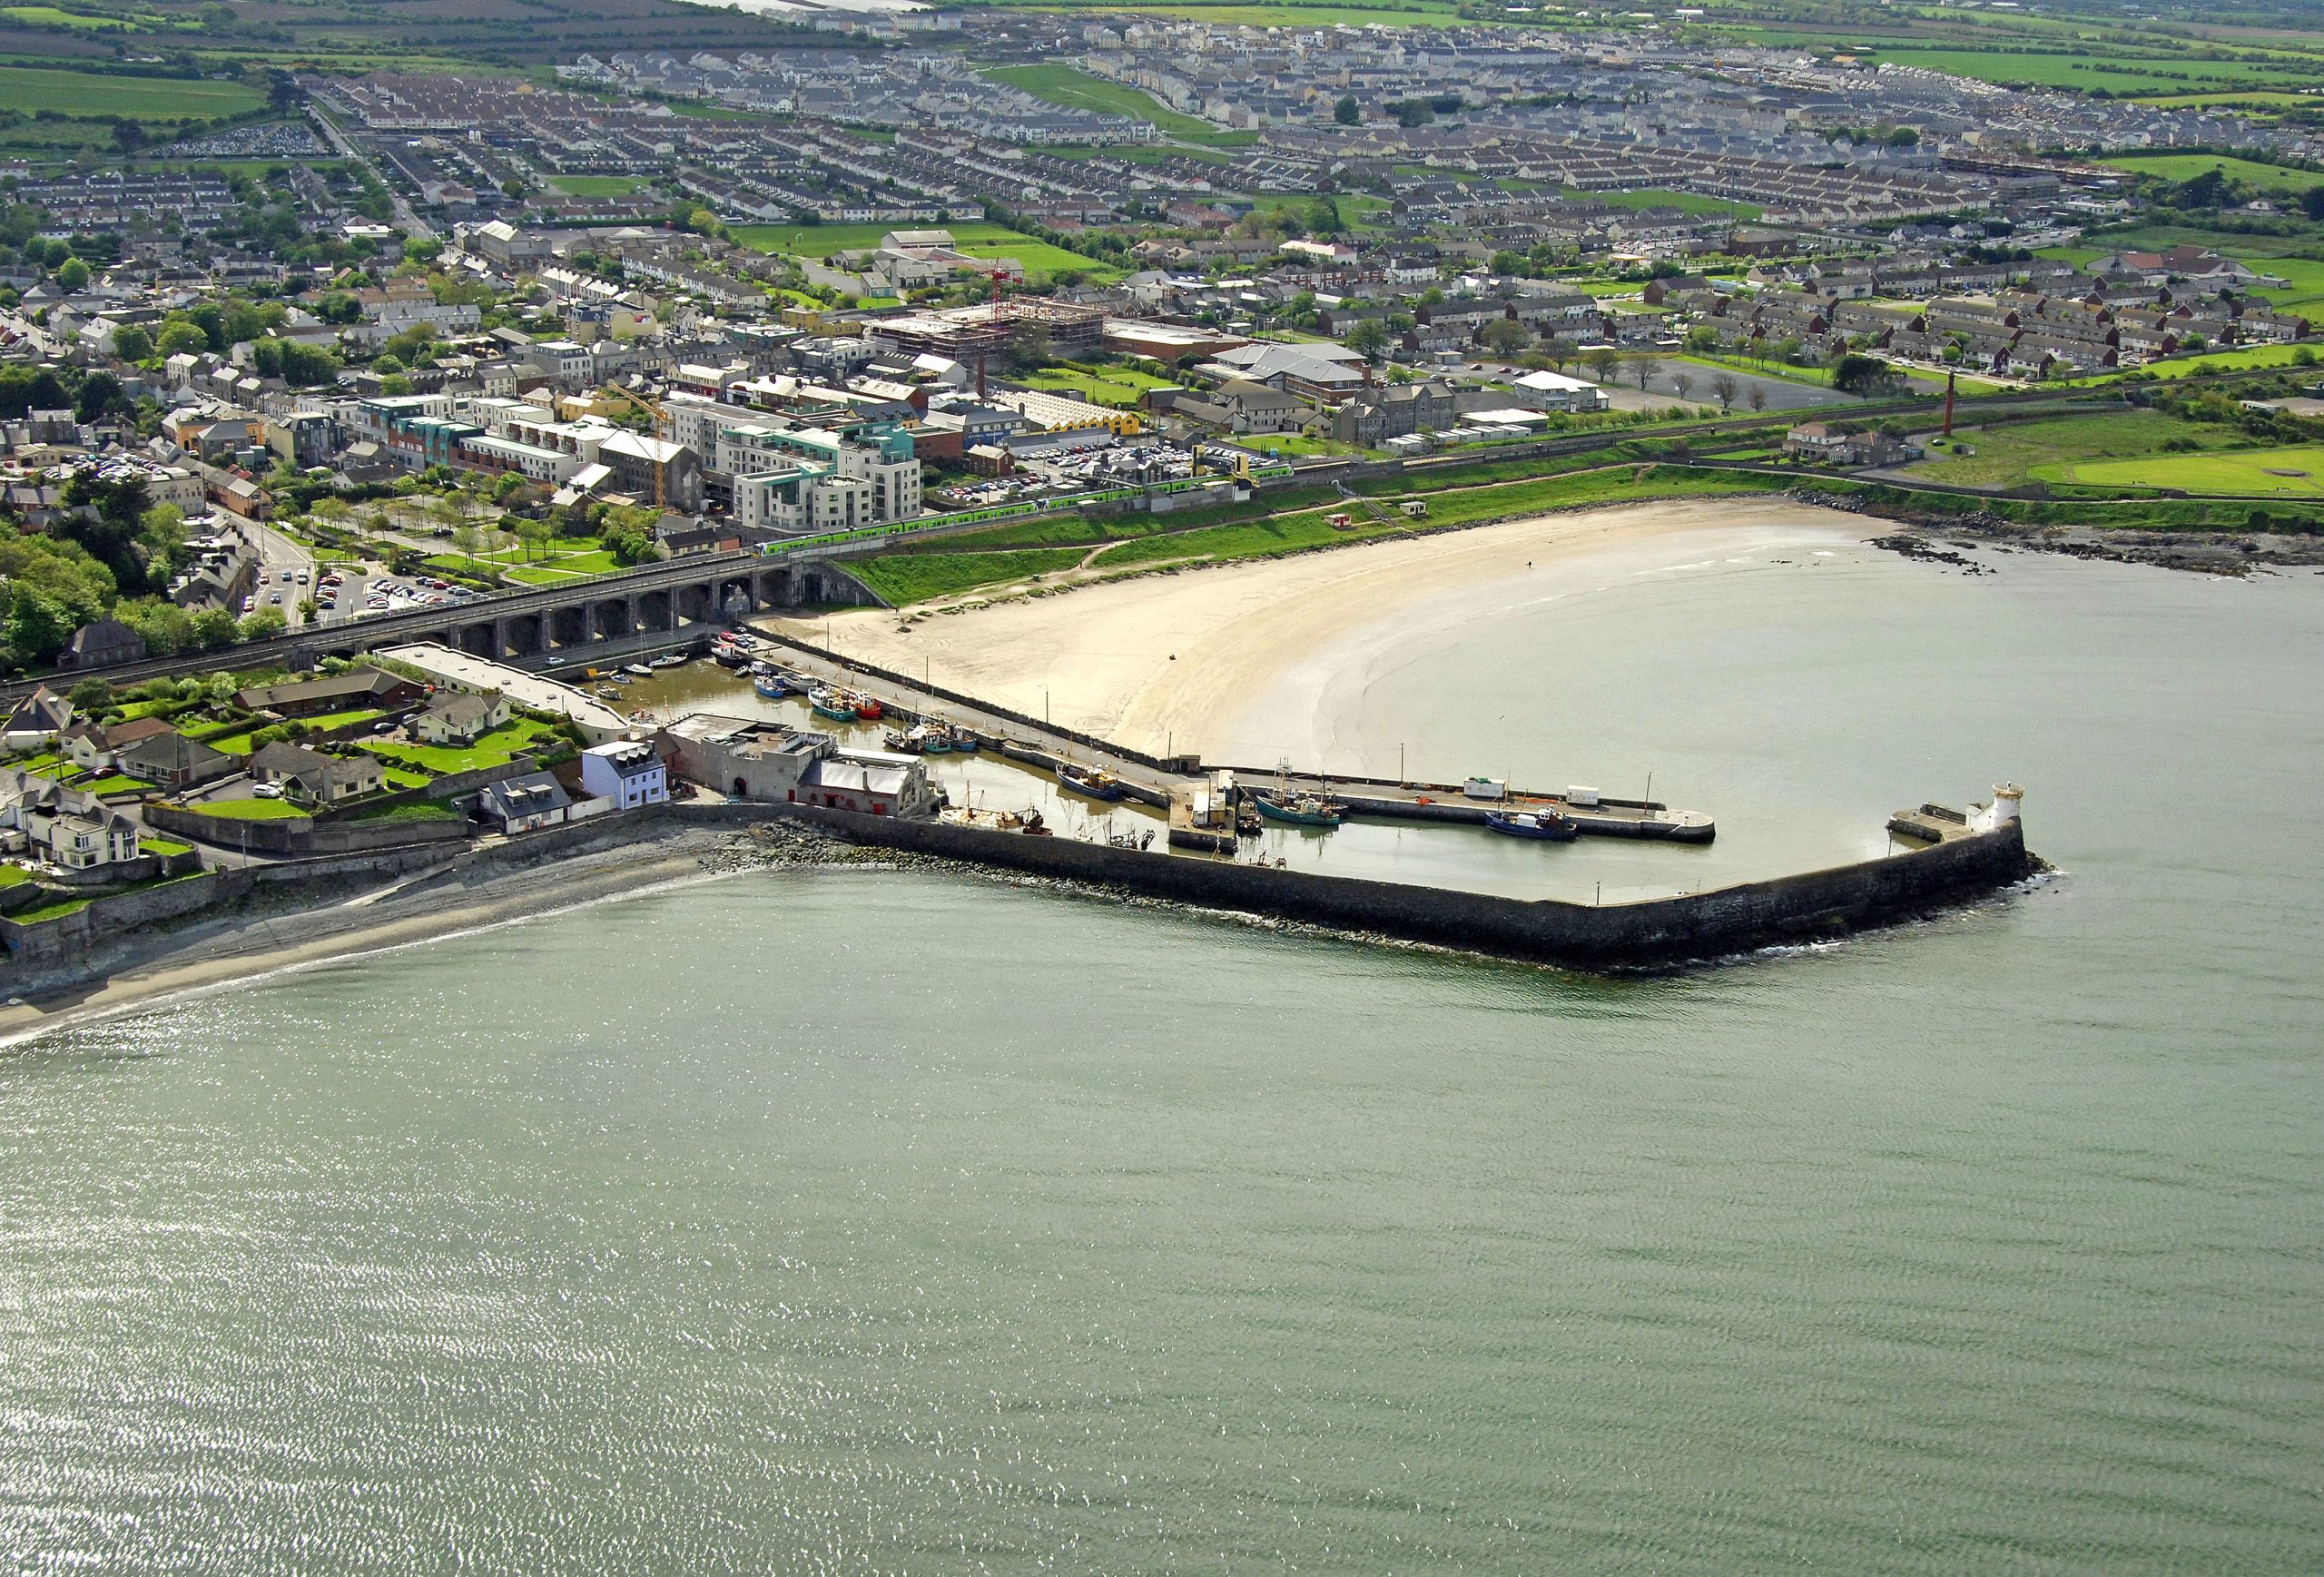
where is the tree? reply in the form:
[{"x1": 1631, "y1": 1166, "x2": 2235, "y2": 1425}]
[
  {"x1": 1585, "y1": 348, "x2": 1621, "y2": 388},
  {"x1": 5, "y1": 585, "x2": 77, "y2": 666},
  {"x1": 54, "y1": 257, "x2": 89, "y2": 291},
  {"x1": 2174, "y1": 168, "x2": 2231, "y2": 211},
  {"x1": 1669, "y1": 370, "x2": 1696, "y2": 403},
  {"x1": 1344, "y1": 318, "x2": 1392, "y2": 365},
  {"x1": 238, "y1": 607, "x2": 288, "y2": 642},
  {"x1": 76, "y1": 370, "x2": 129, "y2": 424},
  {"x1": 1747, "y1": 385, "x2": 1768, "y2": 413},
  {"x1": 2301, "y1": 185, "x2": 2324, "y2": 223},
  {"x1": 1630, "y1": 357, "x2": 1662, "y2": 391},
  {"x1": 191, "y1": 607, "x2": 241, "y2": 650},
  {"x1": 1394, "y1": 100, "x2": 1434, "y2": 129},
  {"x1": 111, "y1": 323, "x2": 153, "y2": 362},
  {"x1": 1709, "y1": 372, "x2": 1740, "y2": 412},
  {"x1": 1831, "y1": 353, "x2": 1895, "y2": 396},
  {"x1": 1539, "y1": 334, "x2": 1573, "y2": 372},
  {"x1": 1479, "y1": 318, "x2": 1531, "y2": 359},
  {"x1": 67, "y1": 677, "x2": 113, "y2": 712},
  {"x1": 155, "y1": 320, "x2": 210, "y2": 360},
  {"x1": 1005, "y1": 320, "x2": 1052, "y2": 373},
  {"x1": 1333, "y1": 94, "x2": 1360, "y2": 126}
]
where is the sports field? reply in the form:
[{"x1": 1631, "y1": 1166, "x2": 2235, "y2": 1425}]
[
  {"x1": 2048, "y1": 446, "x2": 2324, "y2": 496},
  {"x1": 549, "y1": 174, "x2": 650, "y2": 197},
  {"x1": 981, "y1": 63, "x2": 1221, "y2": 140},
  {"x1": 732, "y1": 222, "x2": 1048, "y2": 260}
]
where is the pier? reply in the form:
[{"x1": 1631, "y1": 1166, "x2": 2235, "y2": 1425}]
[{"x1": 743, "y1": 631, "x2": 1718, "y2": 846}]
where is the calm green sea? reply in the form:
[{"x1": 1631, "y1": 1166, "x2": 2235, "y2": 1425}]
[{"x1": 3, "y1": 543, "x2": 2319, "y2": 1573}]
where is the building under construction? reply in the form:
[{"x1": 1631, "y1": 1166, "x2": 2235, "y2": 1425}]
[{"x1": 864, "y1": 300, "x2": 1107, "y2": 364}]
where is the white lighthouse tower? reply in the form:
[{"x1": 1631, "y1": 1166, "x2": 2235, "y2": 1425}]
[{"x1": 1971, "y1": 784, "x2": 2024, "y2": 833}]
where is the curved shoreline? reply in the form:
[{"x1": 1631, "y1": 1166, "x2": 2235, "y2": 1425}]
[{"x1": 769, "y1": 498, "x2": 1865, "y2": 755}]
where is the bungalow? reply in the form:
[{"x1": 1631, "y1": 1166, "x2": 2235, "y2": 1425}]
[
  {"x1": 414, "y1": 692, "x2": 512, "y2": 747},
  {"x1": 61, "y1": 715, "x2": 174, "y2": 774},
  {"x1": 1, "y1": 685, "x2": 75, "y2": 751},
  {"x1": 235, "y1": 666, "x2": 427, "y2": 720},
  {"x1": 249, "y1": 741, "x2": 385, "y2": 804},
  {"x1": 116, "y1": 728, "x2": 235, "y2": 793},
  {"x1": 477, "y1": 770, "x2": 573, "y2": 833}
]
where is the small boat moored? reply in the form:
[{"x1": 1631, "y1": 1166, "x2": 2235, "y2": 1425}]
[
  {"x1": 1254, "y1": 792, "x2": 1344, "y2": 829},
  {"x1": 809, "y1": 685, "x2": 859, "y2": 721},
  {"x1": 1484, "y1": 808, "x2": 1579, "y2": 842},
  {"x1": 624, "y1": 663, "x2": 654, "y2": 677}
]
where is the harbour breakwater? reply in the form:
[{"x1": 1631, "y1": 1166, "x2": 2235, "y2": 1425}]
[{"x1": 764, "y1": 803, "x2": 2038, "y2": 971}]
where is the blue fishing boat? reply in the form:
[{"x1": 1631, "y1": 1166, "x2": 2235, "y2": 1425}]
[
  {"x1": 753, "y1": 671, "x2": 788, "y2": 699},
  {"x1": 1484, "y1": 808, "x2": 1578, "y2": 843}
]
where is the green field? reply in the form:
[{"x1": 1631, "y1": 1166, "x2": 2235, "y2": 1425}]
[
  {"x1": 549, "y1": 174, "x2": 651, "y2": 198},
  {"x1": 955, "y1": 239, "x2": 1123, "y2": 284},
  {"x1": 733, "y1": 222, "x2": 1051, "y2": 261},
  {"x1": 0, "y1": 64, "x2": 266, "y2": 122},
  {"x1": 2100, "y1": 153, "x2": 2324, "y2": 195},
  {"x1": 358, "y1": 716, "x2": 557, "y2": 774},
  {"x1": 981, "y1": 62, "x2": 1222, "y2": 140},
  {"x1": 1870, "y1": 49, "x2": 2303, "y2": 94},
  {"x1": 2, "y1": 5, "x2": 128, "y2": 27},
  {"x1": 1912, "y1": 411, "x2": 2230, "y2": 488},
  {"x1": 1571, "y1": 187, "x2": 1765, "y2": 220},
  {"x1": 2046, "y1": 445, "x2": 2324, "y2": 496}
]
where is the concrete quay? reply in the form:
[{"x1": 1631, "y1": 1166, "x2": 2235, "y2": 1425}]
[{"x1": 751, "y1": 633, "x2": 1716, "y2": 843}]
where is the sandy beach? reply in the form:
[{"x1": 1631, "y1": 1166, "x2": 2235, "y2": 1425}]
[
  {"x1": 0, "y1": 832, "x2": 743, "y2": 1049},
  {"x1": 767, "y1": 497, "x2": 1867, "y2": 757}
]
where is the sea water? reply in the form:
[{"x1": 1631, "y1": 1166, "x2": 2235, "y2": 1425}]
[{"x1": 2, "y1": 542, "x2": 2319, "y2": 1573}]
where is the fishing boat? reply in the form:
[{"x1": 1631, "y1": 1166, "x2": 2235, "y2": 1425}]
[
  {"x1": 1254, "y1": 792, "x2": 1344, "y2": 829},
  {"x1": 1253, "y1": 759, "x2": 1345, "y2": 829},
  {"x1": 809, "y1": 685, "x2": 859, "y2": 721},
  {"x1": 753, "y1": 671, "x2": 789, "y2": 699},
  {"x1": 948, "y1": 724, "x2": 980, "y2": 753},
  {"x1": 609, "y1": 672, "x2": 634, "y2": 685},
  {"x1": 1484, "y1": 808, "x2": 1579, "y2": 842},
  {"x1": 853, "y1": 694, "x2": 883, "y2": 720},
  {"x1": 1055, "y1": 761, "x2": 1126, "y2": 801},
  {"x1": 713, "y1": 646, "x2": 748, "y2": 669}
]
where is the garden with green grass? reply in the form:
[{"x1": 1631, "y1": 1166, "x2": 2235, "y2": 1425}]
[
  {"x1": 357, "y1": 716, "x2": 561, "y2": 776},
  {"x1": 1021, "y1": 361, "x2": 1182, "y2": 409},
  {"x1": 179, "y1": 797, "x2": 308, "y2": 822}
]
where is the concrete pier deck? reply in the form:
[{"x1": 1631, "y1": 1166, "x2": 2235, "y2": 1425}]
[{"x1": 749, "y1": 631, "x2": 1717, "y2": 846}]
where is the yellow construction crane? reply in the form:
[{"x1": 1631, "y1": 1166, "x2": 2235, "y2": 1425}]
[{"x1": 594, "y1": 383, "x2": 671, "y2": 508}]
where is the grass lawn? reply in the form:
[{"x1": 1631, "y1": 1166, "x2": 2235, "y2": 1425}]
[
  {"x1": 550, "y1": 174, "x2": 650, "y2": 197},
  {"x1": 2100, "y1": 153, "x2": 2324, "y2": 195},
  {"x1": 733, "y1": 221, "x2": 1050, "y2": 261},
  {"x1": 2043, "y1": 445, "x2": 2324, "y2": 496},
  {"x1": 76, "y1": 774, "x2": 155, "y2": 796},
  {"x1": 142, "y1": 837, "x2": 193, "y2": 857},
  {"x1": 0, "y1": 862, "x2": 33, "y2": 888},
  {"x1": 980, "y1": 62, "x2": 1224, "y2": 139},
  {"x1": 852, "y1": 547, "x2": 1090, "y2": 605},
  {"x1": 382, "y1": 766, "x2": 434, "y2": 790},
  {"x1": 2090, "y1": 345, "x2": 2324, "y2": 382},
  {"x1": 205, "y1": 731, "x2": 260, "y2": 754},
  {"x1": 1021, "y1": 362, "x2": 1178, "y2": 409},
  {"x1": 1912, "y1": 411, "x2": 2230, "y2": 488},
  {"x1": 0, "y1": 64, "x2": 266, "y2": 123},
  {"x1": 1569, "y1": 187, "x2": 1765, "y2": 220},
  {"x1": 357, "y1": 717, "x2": 556, "y2": 775},
  {"x1": 182, "y1": 797, "x2": 309, "y2": 821},
  {"x1": 954, "y1": 239, "x2": 1123, "y2": 284},
  {"x1": 295, "y1": 707, "x2": 388, "y2": 733}
]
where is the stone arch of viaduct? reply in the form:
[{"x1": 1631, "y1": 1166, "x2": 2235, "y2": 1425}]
[{"x1": 303, "y1": 560, "x2": 879, "y2": 665}]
